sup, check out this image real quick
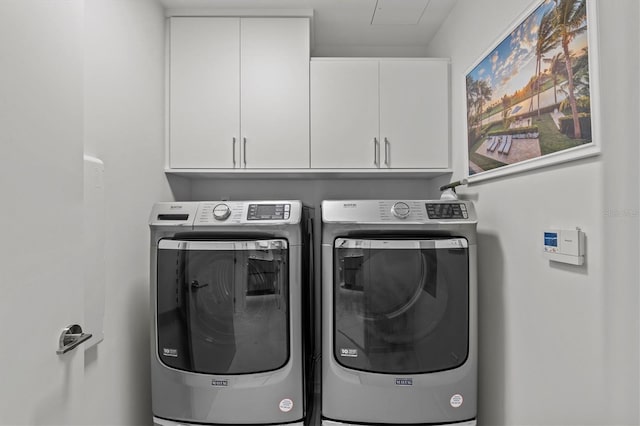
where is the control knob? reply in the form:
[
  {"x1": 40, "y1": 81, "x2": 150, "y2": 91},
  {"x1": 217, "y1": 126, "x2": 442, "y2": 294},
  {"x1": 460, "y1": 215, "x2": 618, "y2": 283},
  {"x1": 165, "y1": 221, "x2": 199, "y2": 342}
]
[
  {"x1": 391, "y1": 201, "x2": 410, "y2": 219},
  {"x1": 212, "y1": 203, "x2": 232, "y2": 221}
]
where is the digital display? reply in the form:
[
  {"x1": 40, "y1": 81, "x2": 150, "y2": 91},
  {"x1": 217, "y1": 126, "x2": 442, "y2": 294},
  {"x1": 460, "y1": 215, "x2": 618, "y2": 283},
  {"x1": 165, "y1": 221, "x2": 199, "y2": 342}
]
[
  {"x1": 544, "y1": 232, "x2": 558, "y2": 247},
  {"x1": 426, "y1": 203, "x2": 468, "y2": 219},
  {"x1": 256, "y1": 205, "x2": 277, "y2": 216},
  {"x1": 247, "y1": 203, "x2": 290, "y2": 220}
]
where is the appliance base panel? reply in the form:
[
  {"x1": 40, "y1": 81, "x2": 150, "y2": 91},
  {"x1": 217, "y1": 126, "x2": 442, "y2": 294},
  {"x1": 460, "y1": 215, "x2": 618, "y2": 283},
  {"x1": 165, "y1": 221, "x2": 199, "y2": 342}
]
[
  {"x1": 154, "y1": 416, "x2": 305, "y2": 426},
  {"x1": 322, "y1": 420, "x2": 477, "y2": 426}
]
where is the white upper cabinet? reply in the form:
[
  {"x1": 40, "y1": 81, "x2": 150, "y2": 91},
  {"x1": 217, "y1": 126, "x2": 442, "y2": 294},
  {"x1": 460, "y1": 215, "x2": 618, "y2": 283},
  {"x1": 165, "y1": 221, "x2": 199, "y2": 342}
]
[
  {"x1": 169, "y1": 18, "x2": 240, "y2": 169},
  {"x1": 168, "y1": 17, "x2": 310, "y2": 170},
  {"x1": 311, "y1": 58, "x2": 450, "y2": 170},
  {"x1": 240, "y1": 18, "x2": 310, "y2": 169},
  {"x1": 379, "y1": 60, "x2": 449, "y2": 169},
  {"x1": 310, "y1": 60, "x2": 379, "y2": 168}
]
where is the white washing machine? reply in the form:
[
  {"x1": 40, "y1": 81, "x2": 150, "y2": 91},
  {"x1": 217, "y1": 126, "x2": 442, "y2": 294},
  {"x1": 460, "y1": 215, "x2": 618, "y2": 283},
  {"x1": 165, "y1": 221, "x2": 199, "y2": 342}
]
[
  {"x1": 149, "y1": 201, "x2": 314, "y2": 425},
  {"x1": 321, "y1": 200, "x2": 477, "y2": 425}
]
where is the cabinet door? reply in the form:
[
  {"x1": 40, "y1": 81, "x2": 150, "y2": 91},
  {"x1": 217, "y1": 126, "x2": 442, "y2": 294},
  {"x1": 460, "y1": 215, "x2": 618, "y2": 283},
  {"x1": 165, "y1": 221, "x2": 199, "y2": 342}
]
[
  {"x1": 379, "y1": 60, "x2": 449, "y2": 168},
  {"x1": 240, "y1": 18, "x2": 310, "y2": 168},
  {"x1": 311, "y1": 60, "x2": 379, "y2": 168},
  {"x1": 169, "y1": 18, "x2": 240, "y2": 169}
]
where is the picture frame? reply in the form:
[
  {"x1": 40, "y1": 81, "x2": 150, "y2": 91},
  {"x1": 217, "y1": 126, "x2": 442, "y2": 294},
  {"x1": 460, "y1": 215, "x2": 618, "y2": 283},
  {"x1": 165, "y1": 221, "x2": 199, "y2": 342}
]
[{"x1": 463, "y1": 0, "x2": 600, "y2": 182}]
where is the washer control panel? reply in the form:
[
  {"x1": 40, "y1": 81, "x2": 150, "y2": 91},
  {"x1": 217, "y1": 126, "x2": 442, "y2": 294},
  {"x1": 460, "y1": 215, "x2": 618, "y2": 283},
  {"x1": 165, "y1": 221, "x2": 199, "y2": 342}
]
[{"x1": 191, "y1": 201, "x2": 301, "y2": 225}]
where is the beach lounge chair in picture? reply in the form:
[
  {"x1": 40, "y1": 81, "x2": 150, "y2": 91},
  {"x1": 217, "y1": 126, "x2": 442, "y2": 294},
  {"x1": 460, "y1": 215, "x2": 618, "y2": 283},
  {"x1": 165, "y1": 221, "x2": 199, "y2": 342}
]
[{"x1": 504, "y1": 135, "x2": 512, "y2": 155}]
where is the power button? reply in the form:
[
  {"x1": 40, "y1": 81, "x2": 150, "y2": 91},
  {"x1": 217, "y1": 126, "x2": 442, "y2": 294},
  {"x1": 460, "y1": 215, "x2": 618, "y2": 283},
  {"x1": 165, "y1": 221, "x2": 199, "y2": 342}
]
[
  {"x1": 212, "y1": 203, "x2": 231, "y2": 221},
  {"x1": 391, "y1": 202, "x2": 410, "y2": 219}
]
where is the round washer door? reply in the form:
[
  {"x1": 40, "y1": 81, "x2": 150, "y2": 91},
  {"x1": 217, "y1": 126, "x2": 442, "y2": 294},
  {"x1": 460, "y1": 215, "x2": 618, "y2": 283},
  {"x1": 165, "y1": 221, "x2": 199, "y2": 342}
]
[
  {"x1": 156, "y1": 238, "x2": 290, "y2": 374},
  {"x1": 333, "y1": 238, "x2": 469, "y2": 374}
]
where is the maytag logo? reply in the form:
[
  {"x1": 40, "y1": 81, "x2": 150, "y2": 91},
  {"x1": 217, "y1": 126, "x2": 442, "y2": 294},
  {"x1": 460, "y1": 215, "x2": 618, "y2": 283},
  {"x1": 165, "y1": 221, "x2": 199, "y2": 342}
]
[
  {"x1": 343, "y1": 203, "x2": 357, "y2": 208},
  {"x1": 170, "y1": 205, "x2": 182, "y2": 209},
  {"x1": 395, "y1": 378, "x2": 413, "y2": 386},
  {"x1": 211, "y1": 379, "x2": 229, "y2": 387}
]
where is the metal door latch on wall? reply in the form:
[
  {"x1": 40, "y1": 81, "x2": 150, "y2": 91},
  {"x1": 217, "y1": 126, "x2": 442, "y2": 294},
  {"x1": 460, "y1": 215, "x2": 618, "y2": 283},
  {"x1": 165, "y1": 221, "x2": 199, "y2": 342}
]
[{"x1": 57, "y1": 324, "x2": 92, "y2": 355}]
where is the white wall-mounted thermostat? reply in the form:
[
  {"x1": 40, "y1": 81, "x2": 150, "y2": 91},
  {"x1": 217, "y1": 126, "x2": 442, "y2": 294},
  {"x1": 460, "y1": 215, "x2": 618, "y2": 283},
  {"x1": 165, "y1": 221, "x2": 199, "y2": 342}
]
[{"x1": 543, "y1": 228, "x2": 585, "y2": 266}]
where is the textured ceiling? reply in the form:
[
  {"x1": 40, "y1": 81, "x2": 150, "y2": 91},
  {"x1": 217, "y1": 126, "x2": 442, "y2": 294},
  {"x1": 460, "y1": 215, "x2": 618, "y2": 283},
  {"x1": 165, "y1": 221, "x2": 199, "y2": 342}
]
[{"x1": 158, "y1": 0, "x2": 458, "y2": 56}]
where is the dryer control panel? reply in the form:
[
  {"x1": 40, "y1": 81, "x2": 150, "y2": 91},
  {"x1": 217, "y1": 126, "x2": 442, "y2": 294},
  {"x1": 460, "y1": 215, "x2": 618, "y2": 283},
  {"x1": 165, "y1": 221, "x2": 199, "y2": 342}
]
[
  {"x1": 425, "y1": 202, "x2": 468, "y2": 219},
  {"x1": 149, "y1": 201, "x2": 303, "y2": 227},
  {"x1": 322, "y1": 200, "x2": 476, "y2": 224}
]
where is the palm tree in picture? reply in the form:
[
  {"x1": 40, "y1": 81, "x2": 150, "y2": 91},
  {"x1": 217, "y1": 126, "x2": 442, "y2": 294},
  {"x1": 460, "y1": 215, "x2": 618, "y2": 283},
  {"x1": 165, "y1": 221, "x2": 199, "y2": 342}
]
[
  {"x1": 532, "y1": 10, "x2": 557, "y2": 117},
  {"x1": 543, "y1": 51, "x2": 568, "y2": 105},
  {"x1": 501, "y1": 94, "x2": 512, "y2": 129},
  {"x1": 475, "y1": 79, "x2": 493, "y2": 126},
  {"x1": 466, "y1": 75, "x2": 479, "y2": 127},
  {"x1": 553, "y1": 0, "x2": 587, "y2": 138},
  {"x1": 570, "y1": 47, "x2": 590, "y2": 99},
  {"x1": 557, "y1": 48, "x2": 590, "y2": 114},
  {"x1": 466, "y1": 76, "x2": 493, "y2": 131}
]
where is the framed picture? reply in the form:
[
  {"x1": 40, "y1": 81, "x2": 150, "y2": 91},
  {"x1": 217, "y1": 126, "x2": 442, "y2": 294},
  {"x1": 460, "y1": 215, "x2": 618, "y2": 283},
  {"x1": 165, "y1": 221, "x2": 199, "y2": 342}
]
[{"x1": 464, "y1": 0, "x2": 600, "y2": 182}]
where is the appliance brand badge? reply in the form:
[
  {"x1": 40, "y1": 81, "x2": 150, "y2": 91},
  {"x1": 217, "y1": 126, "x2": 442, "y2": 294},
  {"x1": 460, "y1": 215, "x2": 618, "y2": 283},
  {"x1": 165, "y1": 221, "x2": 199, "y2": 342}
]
[
  {"x1": 339, "y1": 348, "x2": 358, "y2": 358},
  {"x1": 170, "y1": 205, "x2": 182, "y2": 209},
  {"x1": 395, "y1": 378, "x2": 413, "y2": 386},
  {"x1": 450, "y1": 393, "x2": 464, "y2": 408},
  {"x1": 279, "y1": 398, "x2": 294, "y2": 413},
  {"x1": 162, "y1": 348, "x2": 178, "y2": 357},
  {"x1": 342, "y1": 203, "x2": 357, "y2": 209},
  {"x1": 211, "y1": 379, "x2": 229, "y2": 387}
]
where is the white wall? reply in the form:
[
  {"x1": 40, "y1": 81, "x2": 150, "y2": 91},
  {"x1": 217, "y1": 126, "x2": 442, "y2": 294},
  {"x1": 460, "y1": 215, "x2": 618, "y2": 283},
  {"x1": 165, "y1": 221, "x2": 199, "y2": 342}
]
[
  {"x1": 427, "y1": 1, "x2": 639, "y2": 425},
  {"x1": 190, "y1": 177, "x2": 442, "y2": 204},
  {"x1": 83, "y1": 0, "x2": 188, "y2": 424}
]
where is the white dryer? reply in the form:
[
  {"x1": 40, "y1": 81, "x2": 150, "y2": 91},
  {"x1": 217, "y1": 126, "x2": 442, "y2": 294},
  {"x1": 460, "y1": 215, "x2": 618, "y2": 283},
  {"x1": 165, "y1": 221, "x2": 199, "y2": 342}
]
[
  {"x1": 321, "y1": 200, "x2": 477, "y2": 425},
  {"x1": 149, "y1": 201, "x2": 314, "y2": 425}
]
